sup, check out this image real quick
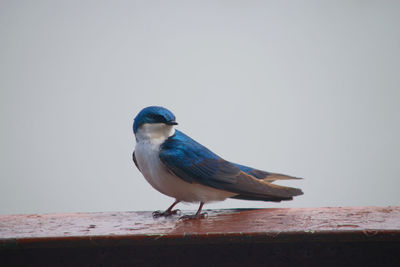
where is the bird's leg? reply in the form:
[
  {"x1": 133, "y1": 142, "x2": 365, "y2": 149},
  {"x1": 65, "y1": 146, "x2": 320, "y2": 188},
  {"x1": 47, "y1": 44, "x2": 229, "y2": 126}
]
[
  {"x1": 179, "y1": 202, "x2": 207, "y2": 220},
  {"x1": 153, "y1": 200, "x2": 181, "y2": 218}
]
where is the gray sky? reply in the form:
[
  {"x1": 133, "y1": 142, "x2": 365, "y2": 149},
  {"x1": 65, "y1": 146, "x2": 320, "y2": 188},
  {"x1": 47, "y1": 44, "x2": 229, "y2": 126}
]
[{"x1": 1, "y1": 1, "x2": 399, "y2": 215}]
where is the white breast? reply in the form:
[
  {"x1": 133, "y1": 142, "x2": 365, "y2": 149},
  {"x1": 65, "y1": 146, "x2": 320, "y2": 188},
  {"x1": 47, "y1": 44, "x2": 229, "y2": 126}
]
[{"x1": 134, "y1": 123, "x2": 235, "y2": 203}]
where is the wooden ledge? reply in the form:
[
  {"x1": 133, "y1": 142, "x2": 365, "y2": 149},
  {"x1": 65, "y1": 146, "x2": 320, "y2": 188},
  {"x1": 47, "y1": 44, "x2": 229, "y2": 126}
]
[{"x1": 1, "y1": 207, "x2": 400, "y2": 266}]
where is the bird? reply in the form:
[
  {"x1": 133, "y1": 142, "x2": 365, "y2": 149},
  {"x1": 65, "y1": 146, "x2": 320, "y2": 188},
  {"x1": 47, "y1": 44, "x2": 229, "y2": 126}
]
[{"x1": 132, "y1": 106, "x2": 303, "y2": 220}]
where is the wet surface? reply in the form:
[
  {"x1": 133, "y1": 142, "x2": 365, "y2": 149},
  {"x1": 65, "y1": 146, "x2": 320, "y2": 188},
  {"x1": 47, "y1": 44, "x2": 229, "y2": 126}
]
[
  {"x1": 1, "y1": 207, "x2": 400, "y2": 266},
  {"x1": 1, "y1": 207, "x2": 399, "y2": 243}
]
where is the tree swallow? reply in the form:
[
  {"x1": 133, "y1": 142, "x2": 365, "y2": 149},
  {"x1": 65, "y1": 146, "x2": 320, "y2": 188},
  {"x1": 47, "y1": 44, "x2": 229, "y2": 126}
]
[{"x1": 132, "y1": 106, "x2": 303, "y2": 219}]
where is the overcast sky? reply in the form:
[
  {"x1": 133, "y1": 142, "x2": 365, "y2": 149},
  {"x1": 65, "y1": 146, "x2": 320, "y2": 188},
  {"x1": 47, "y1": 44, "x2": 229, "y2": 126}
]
[{"x1": 1, "y1": 1, "x2": 399, "y2": 215}]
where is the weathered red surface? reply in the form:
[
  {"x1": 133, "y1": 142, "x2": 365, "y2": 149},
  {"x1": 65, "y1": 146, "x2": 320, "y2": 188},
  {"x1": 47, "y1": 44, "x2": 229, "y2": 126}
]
[
  {"x1": 1, "y1": 206, "x2": 399, "y2": 247},
  {"x1": 1, "y1": 207, "x2": 400, "y2": 266}
]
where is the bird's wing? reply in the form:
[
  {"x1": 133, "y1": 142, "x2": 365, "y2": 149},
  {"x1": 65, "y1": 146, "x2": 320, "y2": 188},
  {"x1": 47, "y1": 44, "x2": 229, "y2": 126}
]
[
  {"x1": 132, "y1": 151, "x2": 141, "y2": 172},
  {"x1": 159, "y1": 130, "x2": 303, "y2": 201}
]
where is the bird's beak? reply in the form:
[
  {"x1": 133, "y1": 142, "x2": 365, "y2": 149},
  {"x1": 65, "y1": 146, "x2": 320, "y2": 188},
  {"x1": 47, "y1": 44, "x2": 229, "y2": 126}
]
[{"x1": 166, "y1": 121, "x2": 178, "y2": 125}]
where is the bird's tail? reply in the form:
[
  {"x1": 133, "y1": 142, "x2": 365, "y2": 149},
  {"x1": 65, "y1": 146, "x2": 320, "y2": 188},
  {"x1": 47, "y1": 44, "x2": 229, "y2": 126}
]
[{"x1": 229, "y1": 163, "x2": 303, "y2": 202}]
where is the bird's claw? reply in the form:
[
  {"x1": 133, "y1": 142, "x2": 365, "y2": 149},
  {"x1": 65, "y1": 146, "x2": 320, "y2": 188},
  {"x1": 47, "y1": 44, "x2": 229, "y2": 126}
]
[
  {"x1": 179, "y1": 212, "x2": 208, "y2": 221},
  {"x1": 152, "y1": 209, "x2": 181, "y2": 218}
]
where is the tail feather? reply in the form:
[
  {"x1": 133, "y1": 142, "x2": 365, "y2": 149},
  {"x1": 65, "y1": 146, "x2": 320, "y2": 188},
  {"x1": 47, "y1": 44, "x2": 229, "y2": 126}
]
[
  {"x1": 263, "y1": 173, "x2": 303, "y2": 182},
  {"x1": 233, "y1": 162, "x2": 303, "y2": 182},
  {"x1": 230, "y1": 163, "x2": 303, "y2": 201},
  {"x1": 225, "y1": 171, "x2": 303, "y2": 201}
]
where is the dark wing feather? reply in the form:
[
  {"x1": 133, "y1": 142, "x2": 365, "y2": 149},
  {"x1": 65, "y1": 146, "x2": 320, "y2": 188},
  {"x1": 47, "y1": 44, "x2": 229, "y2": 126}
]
[
  {"x1": 132, "y1": 151, "x2": 141, "y2": 172},
  {"x1": 160, "y1": 130, "x2": 303, "y2": 201}
]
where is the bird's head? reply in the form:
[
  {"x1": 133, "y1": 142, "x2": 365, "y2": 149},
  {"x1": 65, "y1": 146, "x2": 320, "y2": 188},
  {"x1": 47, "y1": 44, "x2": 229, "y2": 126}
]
[{"x1": 133, "y1": 106, "x2": 178, "y2": 141}]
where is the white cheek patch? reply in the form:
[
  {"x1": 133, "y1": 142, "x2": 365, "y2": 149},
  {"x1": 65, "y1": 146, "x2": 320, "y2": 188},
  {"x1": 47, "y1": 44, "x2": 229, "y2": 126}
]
[
  {"x1": 136, "y1": 123, "x2": 175, "y2": 143},
  {"x1": 168, "y1": 127, "x2": 175, "y2": 137}
]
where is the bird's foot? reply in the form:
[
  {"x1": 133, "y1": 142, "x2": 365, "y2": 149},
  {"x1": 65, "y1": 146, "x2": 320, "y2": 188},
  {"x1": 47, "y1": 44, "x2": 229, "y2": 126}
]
[
  {"x1": 179, "y1": 212, "x2": 208, "y2": 221},
  {"x1": 152, "y1": 209, "x2": 181, "y2": 218}
]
